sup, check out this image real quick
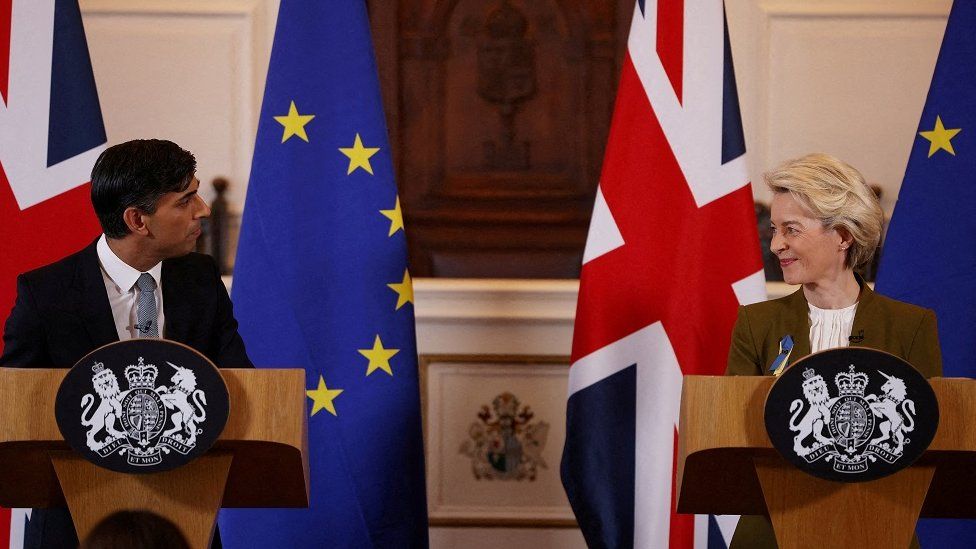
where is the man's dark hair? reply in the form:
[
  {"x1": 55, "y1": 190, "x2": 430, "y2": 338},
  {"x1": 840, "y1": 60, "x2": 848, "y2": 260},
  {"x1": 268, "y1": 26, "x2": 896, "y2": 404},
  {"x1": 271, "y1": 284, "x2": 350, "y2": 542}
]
[
  {"x1": 80, "y1": 510, "x2": 190, "y2": 549},
  {"x1": 91, "y1": 139, "x2": 197, "y2": 238}
]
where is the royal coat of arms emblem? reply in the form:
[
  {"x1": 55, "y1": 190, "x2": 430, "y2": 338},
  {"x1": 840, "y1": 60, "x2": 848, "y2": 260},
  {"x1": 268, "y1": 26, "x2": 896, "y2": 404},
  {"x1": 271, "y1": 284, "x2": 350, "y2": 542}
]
[
  {"x1": 56, "y1": 339, "x2": 230, "y2": 474},
  {"x1": 82, "y1": 357, "x2": 208, "y2": 466},
  {"x1": 790, "y1": 365, "x2": 916, "y2": 473},
  {"x1": 764, "y1": 347, "x2": 939, "y2": 482}
]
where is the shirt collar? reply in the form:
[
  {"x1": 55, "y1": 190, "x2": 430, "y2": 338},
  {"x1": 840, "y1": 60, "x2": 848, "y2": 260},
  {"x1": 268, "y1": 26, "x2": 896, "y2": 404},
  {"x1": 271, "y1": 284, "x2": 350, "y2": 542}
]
[
  {"x1": 96, "y1": 234, "x2": 162, "y2": 292},
  {"x1": 808, "y1": 300, "x2": 858, "y2": 314}
]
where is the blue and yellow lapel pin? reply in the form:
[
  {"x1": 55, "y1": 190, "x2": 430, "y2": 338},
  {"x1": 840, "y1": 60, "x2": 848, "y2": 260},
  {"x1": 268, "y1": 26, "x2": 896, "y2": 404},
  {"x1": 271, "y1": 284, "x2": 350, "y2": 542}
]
[{"x1": 769, "y1": 334, "x2": 795, "y2": 377}]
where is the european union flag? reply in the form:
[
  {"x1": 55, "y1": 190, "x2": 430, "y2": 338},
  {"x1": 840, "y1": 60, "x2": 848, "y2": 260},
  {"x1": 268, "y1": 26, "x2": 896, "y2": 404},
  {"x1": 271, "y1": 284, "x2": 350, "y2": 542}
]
[
  {"x1": 217, "y1": 1, "x2": 428, "y2": 546},
  {"x1": 876, "y1": 1, "x2": 976, "y2": 546}
]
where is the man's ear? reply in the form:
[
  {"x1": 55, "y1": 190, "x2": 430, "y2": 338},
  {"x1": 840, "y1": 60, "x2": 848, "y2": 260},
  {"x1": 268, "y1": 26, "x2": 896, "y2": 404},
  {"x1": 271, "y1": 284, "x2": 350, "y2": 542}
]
[{"x1": 122, "y1": 206, "x2": 150, "y2": 236}]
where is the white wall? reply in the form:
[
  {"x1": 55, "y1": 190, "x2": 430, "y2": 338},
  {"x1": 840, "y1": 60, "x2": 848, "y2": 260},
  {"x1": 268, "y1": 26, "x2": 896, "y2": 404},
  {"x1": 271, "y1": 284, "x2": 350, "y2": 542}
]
[
  {"x1": 725, "y1": 0, "x2": 950, "y2": 212},
  {"x1": 81, "y1": 0, "x2": 279, "y2": 210}
]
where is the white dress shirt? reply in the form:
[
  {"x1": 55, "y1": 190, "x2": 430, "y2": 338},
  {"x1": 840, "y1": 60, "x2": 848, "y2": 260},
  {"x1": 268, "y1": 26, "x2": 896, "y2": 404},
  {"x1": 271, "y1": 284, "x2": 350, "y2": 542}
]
[
  {"x1": 808, "y1": 301, "x2": 857, "y2": 353},
  {"x1": 96, "y1": 234, "x2": 165, "y2": 340}
]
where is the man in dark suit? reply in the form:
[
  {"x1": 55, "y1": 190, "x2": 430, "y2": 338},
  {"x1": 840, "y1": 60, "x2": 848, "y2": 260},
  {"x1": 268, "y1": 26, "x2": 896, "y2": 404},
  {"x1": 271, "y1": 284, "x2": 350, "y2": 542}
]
[{"x1": 1, "y1": 139, "x2": 253, "y2": 548}]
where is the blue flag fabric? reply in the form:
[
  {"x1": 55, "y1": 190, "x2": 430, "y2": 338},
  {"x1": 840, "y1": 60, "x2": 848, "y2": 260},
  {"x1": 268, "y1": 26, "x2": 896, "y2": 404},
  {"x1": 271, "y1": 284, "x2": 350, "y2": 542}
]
[
  {"x1": 217, "y1": 1, "x2": 428, "y2": 547},
  {"x1": 875, "y1": 1, "x2": 976, "y2": 546}
]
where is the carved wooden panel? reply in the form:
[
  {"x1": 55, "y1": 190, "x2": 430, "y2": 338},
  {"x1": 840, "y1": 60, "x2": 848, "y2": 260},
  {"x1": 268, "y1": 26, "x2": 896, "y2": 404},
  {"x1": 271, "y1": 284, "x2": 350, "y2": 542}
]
[{"x1": 370, "y1": 0, "x2": 630, "y2": 278}]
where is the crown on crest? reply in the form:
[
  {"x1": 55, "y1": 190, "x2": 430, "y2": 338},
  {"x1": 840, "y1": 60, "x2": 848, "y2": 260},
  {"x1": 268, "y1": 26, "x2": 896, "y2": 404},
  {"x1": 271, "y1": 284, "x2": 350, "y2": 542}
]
[
  {"x1": 91, "y1": 361, "x2": 114, "y2": 382},
  {"x1": 800, "y1": 367, "x2": 824, "y2": 387},
  {"x1": 835, "y1": 365, "x2": 868, "y2": 396},
  {"x1": 125, "y1": 357, "x2": 158, "y2": 389}
]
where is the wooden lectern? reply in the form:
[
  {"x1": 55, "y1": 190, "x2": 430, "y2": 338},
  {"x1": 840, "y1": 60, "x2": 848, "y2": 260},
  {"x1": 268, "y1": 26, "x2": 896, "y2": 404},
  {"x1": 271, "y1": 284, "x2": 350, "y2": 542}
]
[
  {"x1": 0, "y1": 368, "x2": 309, "y2": 549},
  {"x1": 678, "y1": 376, "x2": 976, "y2": 549}
]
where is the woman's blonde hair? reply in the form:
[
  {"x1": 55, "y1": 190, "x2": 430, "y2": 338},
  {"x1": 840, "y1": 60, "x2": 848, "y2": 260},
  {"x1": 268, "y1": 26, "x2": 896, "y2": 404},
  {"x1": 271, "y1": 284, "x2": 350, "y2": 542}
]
[{"x1": 764, "y1": 153, "x2": 883, "y2": 270}]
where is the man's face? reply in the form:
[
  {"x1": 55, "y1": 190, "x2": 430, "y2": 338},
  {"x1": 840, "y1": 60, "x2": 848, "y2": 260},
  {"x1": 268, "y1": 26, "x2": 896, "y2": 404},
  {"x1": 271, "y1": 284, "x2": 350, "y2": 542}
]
[{"x1": 143, "y1": 176, "x2": 210, "y2": 259}]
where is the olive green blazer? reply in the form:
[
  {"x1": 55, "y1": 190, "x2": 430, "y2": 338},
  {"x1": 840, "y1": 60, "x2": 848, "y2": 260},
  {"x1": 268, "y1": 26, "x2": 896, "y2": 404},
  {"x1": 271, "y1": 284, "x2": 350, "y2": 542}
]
[
  {"x1": 725, "y1": 280, "x2": 943, "y2": 549},
  {"x1": 726, "y1": 281, "x2": 943, "y2": 379}
]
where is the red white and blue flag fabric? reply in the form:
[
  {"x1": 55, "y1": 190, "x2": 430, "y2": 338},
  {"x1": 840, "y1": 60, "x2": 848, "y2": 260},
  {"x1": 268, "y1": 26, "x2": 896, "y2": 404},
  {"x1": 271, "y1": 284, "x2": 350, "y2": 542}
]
[
  {"x1": 0, "y1": 1, "x2": 106, "y2": 546},
  {"x1": 561, "y1": 1, "x2": 765, "y2": 547}
]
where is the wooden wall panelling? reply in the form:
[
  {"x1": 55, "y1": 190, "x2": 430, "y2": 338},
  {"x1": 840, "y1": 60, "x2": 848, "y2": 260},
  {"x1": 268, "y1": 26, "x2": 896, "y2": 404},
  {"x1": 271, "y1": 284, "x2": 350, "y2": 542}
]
[{"x1": 370, "y1": 0, "x2": 632, "y2": 278}]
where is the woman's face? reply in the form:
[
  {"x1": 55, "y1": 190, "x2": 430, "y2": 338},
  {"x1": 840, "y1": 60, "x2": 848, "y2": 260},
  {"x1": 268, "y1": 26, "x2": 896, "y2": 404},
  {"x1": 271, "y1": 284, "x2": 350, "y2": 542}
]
[{"x1": 769, "y1": 192, "x2": 849, "y2": 286}]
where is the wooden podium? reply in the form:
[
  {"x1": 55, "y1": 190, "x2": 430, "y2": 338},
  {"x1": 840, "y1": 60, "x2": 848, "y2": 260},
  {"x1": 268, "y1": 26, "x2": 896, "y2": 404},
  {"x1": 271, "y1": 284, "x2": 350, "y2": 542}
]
[
  {"x1": 677, "y1": 376, "x2": 976, "y2": 549},
  {"x1": 0, "y1": 368, "x2": 309, "y2": 549}
]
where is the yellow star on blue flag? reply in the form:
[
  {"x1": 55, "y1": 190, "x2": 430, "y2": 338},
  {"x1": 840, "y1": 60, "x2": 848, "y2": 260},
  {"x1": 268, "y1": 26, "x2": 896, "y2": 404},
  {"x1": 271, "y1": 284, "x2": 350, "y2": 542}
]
[
  {"x1": 380, "y1": 196, "x2": 404, "y2": 236},
  {"x1": 918, "y1": 116, "x2": 961, "y2": 157},
  {"x1": 274, "y1": 101, "x2": 315, "y2": 143},
  {"x1": 339, "y1": 133, "x2": 379, "y2": 174},
  {"x1": 306, "y1": 375, "x2": 343, "y2": 416},
  {"x1": 358, "y1": 335, "x2": 399, "y2": 376},
  {"x1": 387, "y1": 269, "x2": 413, "y2": 310}
]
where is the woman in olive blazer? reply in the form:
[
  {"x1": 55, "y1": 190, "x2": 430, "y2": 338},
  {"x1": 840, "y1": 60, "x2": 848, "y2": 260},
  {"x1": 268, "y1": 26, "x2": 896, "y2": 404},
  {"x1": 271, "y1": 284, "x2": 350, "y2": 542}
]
[
  {"x1": 725, "y1": 154, "x2": 942, "y2": 549},
  {"x1": 727, "y1": 277, "x2": 942, "y2": 378}
]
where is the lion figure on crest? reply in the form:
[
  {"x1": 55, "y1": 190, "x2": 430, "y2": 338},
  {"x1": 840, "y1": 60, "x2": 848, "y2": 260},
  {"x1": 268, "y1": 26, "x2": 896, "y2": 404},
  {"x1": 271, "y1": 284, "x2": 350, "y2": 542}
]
[
  {"x1": 159, "y1": 362, "x2": 207, "y2": 445},
  {"x1": 867, "y1": 371, "x2": 915, "y2": 454},
  {"x1": 81, "y1": 364, "x2": 127, "y2": 451},
  {"x1": 789, "y1": 370, "x2": 835, "y2": 456}
]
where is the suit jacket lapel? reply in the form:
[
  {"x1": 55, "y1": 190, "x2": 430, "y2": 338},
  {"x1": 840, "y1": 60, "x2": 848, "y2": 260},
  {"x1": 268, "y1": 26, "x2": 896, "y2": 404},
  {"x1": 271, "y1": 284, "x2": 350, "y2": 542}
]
[
  {"x1": 75, "y1": 241, "x2": 119, "y2": 349},
  {"x1": 850, "y1": 275, "x2": 879, "y2": 349},
  {"x1": 161, "y1": 259, "x2": 191, "y2": 342},
  {"x1": 786, "y1": 287, "x2": 812, "y2": 361}
]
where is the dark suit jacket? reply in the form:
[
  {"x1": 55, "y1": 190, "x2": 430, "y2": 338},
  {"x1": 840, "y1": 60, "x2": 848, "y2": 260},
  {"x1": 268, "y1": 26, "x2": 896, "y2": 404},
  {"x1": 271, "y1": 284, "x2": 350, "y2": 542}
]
[
  {"x1": 1, "y1": 239, "x2": 253, "y2": 548},
  {"x1": 2, "y1": 240, "x2": 253, "y2": 369},
  {"x1": 724, "y1": 278, "x2": 942, "y2": 549}
]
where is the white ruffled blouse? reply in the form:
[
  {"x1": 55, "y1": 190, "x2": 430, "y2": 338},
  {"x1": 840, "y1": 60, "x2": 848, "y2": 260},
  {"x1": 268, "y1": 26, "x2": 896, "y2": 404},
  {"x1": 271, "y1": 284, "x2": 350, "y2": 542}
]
[{"x1": 808, "y1": 301, "x2": 858, "y2": 353}]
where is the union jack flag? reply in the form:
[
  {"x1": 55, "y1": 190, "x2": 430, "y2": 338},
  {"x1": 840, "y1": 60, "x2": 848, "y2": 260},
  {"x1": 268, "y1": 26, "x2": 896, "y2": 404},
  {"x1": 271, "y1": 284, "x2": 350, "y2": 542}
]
[
  {"x1": 0, "y1": 1, "x2": 105, "y2": 545},
  {"x1": 561, "y1": 1, "x2": 765, "y2": 547}
]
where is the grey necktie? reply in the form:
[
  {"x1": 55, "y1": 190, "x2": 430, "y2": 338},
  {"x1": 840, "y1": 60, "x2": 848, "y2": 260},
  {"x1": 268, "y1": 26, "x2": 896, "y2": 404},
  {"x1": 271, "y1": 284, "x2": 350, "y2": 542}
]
[{"x1": 135, "y1": 273, "x2": 159, "y2": 338}]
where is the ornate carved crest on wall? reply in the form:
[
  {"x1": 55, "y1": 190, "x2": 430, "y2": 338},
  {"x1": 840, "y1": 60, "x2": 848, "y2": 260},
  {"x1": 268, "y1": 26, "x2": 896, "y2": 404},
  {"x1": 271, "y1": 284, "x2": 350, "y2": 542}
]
[
  {"x1": 388, "y1": 0, "x2": 623, "y2": 276},
  {"x1": 459, "y1": 391, "x2": 550, "y2": 480},
  {"x1": 474, "y1": 1, "x2": 537, "y2": 170}
]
